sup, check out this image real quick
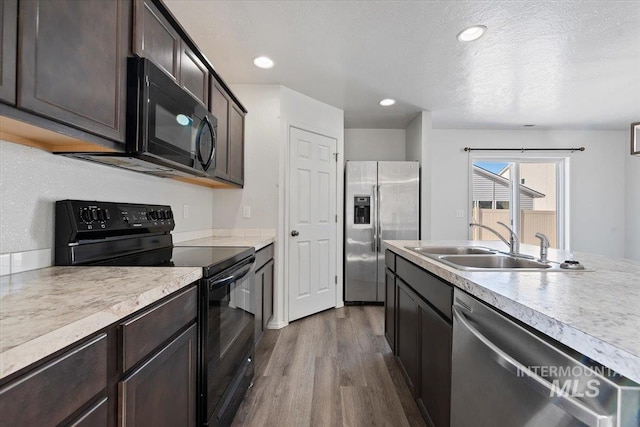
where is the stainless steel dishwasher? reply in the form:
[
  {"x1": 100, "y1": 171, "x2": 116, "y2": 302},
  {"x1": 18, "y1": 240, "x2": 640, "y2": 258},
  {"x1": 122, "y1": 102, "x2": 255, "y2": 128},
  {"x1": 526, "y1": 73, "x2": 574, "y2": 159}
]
[{"x1": 451, "y1": 289, "x2": 640, "y2": 427}]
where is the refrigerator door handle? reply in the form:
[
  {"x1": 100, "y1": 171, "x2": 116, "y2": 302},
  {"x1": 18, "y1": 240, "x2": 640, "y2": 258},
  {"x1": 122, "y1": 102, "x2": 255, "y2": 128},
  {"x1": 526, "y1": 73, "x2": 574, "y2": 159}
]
[
  {"x1": 377, "y1": 184, "x2": 382, "y2": 252},
  {"x1": 371, "y1": 185, "x2": 377, "y2": 252}
]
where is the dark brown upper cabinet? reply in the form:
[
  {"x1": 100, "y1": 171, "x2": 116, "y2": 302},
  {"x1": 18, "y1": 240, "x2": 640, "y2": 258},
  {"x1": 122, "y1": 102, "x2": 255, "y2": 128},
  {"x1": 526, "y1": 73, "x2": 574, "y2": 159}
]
[
  {"x1": 134, "y1": 1, "x2": 208, "y2": 107},
  {"x1": 210, "y1": 78, "x2": 244, "y2": 186},
  {"x1": 18, "y1": 0, "x2": 131, "y2": 143},
  {"x1": 228, "y1": 102, "x2": 245, "y2": 184},
  {"x1": 210, "y1": 80, "x2": 229, "y2": 180},
  {"x1": 179, "y1": 41, "x2": 208, "y2": 106},
  {"x1": 0, "y1": 0, "x2": 17, "y2": 105},
  {"x1": 133, "y1": 0, "x2": 181, "y2": 81}
]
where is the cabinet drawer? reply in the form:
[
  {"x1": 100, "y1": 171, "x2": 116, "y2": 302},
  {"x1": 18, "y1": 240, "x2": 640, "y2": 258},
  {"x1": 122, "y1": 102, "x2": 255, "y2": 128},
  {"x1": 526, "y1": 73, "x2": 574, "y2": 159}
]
[
  {"x1": 0, "y1": 334, "x2": 107, "y2": 426},
  {"x1": 255, "y1": 243, "x2": 274, "y2": 271},
  {"x1": 396, "y1": 257, "x2": 453, "y2": 320},
  {"x1": 69, "y1": 397, "x2": 108, "y2": 427},
  {"x1": 121, "y1": 285, "x2": 197, "y2": 372},
  {"x1": 385, "y1": 250, "x2": 396, "y2": 271}
]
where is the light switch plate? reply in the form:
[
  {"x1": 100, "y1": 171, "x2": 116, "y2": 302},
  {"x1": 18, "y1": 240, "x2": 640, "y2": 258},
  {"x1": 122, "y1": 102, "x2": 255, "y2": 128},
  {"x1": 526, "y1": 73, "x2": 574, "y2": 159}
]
[
  {"x1": 456, "y1": 209, "x2": 464, "y2": 218},
  {"x1": 183, "y1": 204, "x2": 189, "y2": 219},
  {"x1": 242, "y1": 206, "x2": 251, "y2": 219}
]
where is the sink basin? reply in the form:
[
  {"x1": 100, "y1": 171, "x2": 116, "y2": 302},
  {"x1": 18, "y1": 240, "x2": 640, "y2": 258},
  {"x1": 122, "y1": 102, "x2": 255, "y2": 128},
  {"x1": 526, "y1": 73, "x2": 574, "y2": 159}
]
[
  {"x1": 407, "y1": 246, "x2": 496, "y2": 256},
  {"x1": 438, "y1": 254, "x2": 552, "y2": 271}
]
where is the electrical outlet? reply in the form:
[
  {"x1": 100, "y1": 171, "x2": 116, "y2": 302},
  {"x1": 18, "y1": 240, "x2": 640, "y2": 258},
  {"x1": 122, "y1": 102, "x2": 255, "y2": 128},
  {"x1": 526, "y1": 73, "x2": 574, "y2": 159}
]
[
  {"x1": 183, "y1": 204, "x2": 189, "y2": 219},
  {"x1": 242, "y1": 206, "x2": 251, "y2": 219},
  {"x1": 456, "y1": 209, "x2": 464, "y2": 218}
]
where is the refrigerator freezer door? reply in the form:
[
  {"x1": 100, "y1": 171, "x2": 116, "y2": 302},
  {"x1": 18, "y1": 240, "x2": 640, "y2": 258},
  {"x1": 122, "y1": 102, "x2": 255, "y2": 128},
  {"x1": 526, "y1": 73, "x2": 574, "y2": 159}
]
[
  {"x1": 345, "y1": 161, "x2": 378, "y2": 302},
  {"x1": 377, "y1": 162, "x2": 420, "y2": 301}
]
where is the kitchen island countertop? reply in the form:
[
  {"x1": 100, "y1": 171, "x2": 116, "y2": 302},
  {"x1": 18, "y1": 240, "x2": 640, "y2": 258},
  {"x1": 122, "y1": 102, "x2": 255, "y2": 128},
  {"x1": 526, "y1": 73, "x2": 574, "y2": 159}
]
[{"x1": 385, "y1": 240, "x2": 640, "y2": 384}]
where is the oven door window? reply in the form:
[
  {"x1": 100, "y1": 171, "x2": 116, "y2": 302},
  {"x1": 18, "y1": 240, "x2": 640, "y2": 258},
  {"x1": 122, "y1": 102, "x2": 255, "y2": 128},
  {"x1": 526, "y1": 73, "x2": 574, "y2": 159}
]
[{"x1": 147, "y1": 83, "x2": 198, "y2": 168}]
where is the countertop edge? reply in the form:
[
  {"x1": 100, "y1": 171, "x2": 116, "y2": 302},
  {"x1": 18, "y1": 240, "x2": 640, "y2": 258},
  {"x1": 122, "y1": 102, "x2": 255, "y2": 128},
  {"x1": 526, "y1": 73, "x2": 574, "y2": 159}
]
[{"x1": 385, "y1": 241, "x2": 640, "y2": 385}]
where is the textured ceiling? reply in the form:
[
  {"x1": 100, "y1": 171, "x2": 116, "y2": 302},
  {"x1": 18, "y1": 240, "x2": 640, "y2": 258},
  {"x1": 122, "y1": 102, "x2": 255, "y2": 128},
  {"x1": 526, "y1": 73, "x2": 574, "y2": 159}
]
[{"x1": 165, "y1": 0, "x2": 640, "y2": 130}]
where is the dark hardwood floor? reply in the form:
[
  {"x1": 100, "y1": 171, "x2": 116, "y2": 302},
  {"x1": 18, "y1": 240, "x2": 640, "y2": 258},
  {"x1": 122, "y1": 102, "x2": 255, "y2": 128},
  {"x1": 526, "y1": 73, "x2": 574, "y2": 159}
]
[{"x1": 232, "y1": 306, "x2": 425, "y2": 426}]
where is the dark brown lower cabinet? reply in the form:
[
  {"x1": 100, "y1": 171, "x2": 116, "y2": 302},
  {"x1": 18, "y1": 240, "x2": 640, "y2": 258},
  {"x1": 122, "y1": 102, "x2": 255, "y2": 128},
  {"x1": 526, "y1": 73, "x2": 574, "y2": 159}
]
[
  {"x1": 70, "y1": 397, "x2": 109, "y2": 427},
  {"x1": 396, "y1": 279, "x2": 418, "y2": 394},
  {"x1": 0, "y1": 334, "x2": 108, "y2": 426},
  {"x1": 387, "y1": 250, "x2": 453, "y2": 427},
  {"x1": 120, "y1": 324, "x2": 197, "y2": 427},
  {"x1": 416, "y1": 299, "x2": 452, "y2": 427},
  {"x1": 255, "y1": 244, "x2": 275, "y2": 344},
  {"x1": 384, "y1": 268, "x2": 396, "y2": 352}
]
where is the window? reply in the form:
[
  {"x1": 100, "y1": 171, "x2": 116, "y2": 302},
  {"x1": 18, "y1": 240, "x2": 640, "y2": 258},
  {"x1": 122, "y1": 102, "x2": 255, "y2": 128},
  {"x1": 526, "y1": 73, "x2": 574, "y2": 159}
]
[{"x1": 470, "y1": 158, "x2": 568, "y2": 250}]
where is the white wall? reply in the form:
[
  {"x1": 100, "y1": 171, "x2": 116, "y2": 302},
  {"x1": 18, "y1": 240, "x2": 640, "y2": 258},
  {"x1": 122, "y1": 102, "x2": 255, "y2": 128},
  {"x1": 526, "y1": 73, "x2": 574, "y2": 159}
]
[
  {"x1": 344, "y1": 129, "x2": 406, "y2": 161},
  {"x1": 406, "y1": 114, "x2": 422, "y2": 162},
  {"x1": 210, "y1": 85, "x2": 281, "y2": 229},
  {"x1": 429, "y1": 130, "x2": 628, "y2": 258},
  {"x1": 0, "y1": 140, "x2": 214, "y2": 255},
  {"x1": 625, "y1": 141, "x2": 640, "y2": 260}
]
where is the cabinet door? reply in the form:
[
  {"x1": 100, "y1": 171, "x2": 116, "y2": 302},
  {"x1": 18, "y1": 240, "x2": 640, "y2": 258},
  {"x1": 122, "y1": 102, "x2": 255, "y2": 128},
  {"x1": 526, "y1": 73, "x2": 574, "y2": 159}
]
[
  {"x1": 396, "y1": 279, "x2": 418, "y2": 395},
  {"x1": 416, "y1": 301, "x2": 452, "y2": 427},
  {"x1": 179, "y1": 41, "x2": 208, "y2": 106},
  {"x1": 210, "y1": 81, "x2": 229, "y2": 179},
  {"x1": 69, "y1": 397, "x2": 108, "y2": 427},
  {"x1": 120, "y1": 325, "x2": 197, "y2": 427},
  {"x1": 133, "y1": 0, "x2": 180, "y2": 80},
  {"x1": 262, "y1": 259, "x2": 274, "y2": 330},
  {"x1": 0, "y1": 0, "x2": 17, "y2": 104},
  {"x1": 227, "y1": 102, "x2": 245, "y2": 185},
  {"x1": 384, "y1": 269, "x2": 396, "y2": 353},
  {"x1": 18, "y1": 0, "x2": 130, "y2": 142}
]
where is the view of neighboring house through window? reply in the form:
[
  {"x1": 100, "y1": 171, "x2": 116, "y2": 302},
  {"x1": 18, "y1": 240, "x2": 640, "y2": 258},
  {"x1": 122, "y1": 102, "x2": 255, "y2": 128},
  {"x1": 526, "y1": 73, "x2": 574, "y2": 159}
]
[{"x1": 471, "y1": 159, "x2": 565, "y2": 249}]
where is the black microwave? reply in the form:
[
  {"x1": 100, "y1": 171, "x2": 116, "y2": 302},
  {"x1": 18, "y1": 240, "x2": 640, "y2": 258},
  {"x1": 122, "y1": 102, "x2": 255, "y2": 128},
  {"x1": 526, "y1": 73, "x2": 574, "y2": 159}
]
[
  {"x1": 126, "y1": 56, "x2": 217, "y2": 176},
  {"x1": 67, "y1": 57, "x2": 217, "y2": 179}
]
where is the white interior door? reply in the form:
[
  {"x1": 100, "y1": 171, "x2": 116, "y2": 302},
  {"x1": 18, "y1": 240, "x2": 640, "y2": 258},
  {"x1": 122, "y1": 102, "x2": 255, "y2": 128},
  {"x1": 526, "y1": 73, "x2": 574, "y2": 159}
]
[{"x1": 288, "y1": 127, "x2": 337, "y2": 321}]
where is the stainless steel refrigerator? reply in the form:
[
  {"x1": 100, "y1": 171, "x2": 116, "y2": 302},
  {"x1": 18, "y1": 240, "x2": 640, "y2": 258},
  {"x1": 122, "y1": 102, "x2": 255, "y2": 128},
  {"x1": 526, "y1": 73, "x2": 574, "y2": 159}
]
[{"x1": 345, "y1": 161, "x2": 419, "y2": 302}]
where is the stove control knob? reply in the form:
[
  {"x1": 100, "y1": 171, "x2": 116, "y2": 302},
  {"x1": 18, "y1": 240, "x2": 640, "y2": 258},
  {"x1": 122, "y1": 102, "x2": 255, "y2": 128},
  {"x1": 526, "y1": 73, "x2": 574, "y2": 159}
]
[
  {"x1": 80, "y1": 208, "x2": 92, "y2": 223},
  {"x1": 96, "y1": 209, "x2": 105, "y2": 221},
  {"x1": 149, "y1": 211, "x2": 158, "y2": 220},
  {"x1": 166, "y1": 210, "x2": 173, "y2": 219},
  {"x1": 158, "y1": 210, "x2": 165, "y2": 220}
]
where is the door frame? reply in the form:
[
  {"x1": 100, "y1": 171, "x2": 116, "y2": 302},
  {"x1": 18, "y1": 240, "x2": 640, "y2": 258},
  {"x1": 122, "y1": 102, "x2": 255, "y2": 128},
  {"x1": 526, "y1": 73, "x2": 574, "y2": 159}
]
[{"x1": 281, "y1": 122, "x2": 343, "y2": 325}]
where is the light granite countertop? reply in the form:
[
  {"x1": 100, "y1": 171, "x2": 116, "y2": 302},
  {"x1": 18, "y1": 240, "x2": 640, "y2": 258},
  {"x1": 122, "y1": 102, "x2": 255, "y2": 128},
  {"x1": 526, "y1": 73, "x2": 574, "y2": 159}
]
[
  {"x1": 385, "y1": 240, "x2": 640, "y2": 384},
  {"x1": 176, "y1": 235, "x2": 275, "y2": 250},
  {"x1": 0, "y1": 266, "x2": 202, "y2": 380}
]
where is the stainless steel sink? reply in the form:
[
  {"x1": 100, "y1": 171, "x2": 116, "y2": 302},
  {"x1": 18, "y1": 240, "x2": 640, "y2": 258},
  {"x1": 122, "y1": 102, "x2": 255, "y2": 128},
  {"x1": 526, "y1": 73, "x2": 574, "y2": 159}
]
[
  {"x1": 438, "y1": 254, "x2": 552, "y2": 270},
  {"x1": 406, "y1": 246, "x2": 496, "y2": 256}
]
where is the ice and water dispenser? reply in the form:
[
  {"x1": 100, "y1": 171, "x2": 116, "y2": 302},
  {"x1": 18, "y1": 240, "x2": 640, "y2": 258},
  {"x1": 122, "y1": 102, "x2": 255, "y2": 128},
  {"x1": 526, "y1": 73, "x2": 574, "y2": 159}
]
[{"x1": 354, "y1": 196, "x2": 371, "y2": 224}]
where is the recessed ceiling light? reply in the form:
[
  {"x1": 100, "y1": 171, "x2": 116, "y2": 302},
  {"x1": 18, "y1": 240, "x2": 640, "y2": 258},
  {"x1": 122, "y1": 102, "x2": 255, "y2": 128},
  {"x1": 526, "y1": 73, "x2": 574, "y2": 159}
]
[
  {"x1": 523, "y1": 124, "x2": 536, "y2": 128},
  {"x1": 379, "y1": 99, "x2": 396, "y2": 106},
  {"x1": 253, "y1": 56, "x2": 274, "y2": 69},
  {"x1": 457, "y1": 25, "x2": 487, "y2": 42}
]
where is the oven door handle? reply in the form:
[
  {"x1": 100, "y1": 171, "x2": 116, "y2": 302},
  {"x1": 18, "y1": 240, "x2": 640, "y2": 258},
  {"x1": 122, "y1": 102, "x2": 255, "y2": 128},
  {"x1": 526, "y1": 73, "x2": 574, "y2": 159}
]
[{"x1": 209, "y1": 258, "x2": 255, "y2": 290}]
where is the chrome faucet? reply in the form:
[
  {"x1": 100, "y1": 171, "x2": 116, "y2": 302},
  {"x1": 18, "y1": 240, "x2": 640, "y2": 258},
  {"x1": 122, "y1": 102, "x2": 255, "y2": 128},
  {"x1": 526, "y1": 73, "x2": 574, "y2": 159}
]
[
  {"x1": 535, "y1": 232, "x2": 550, "y2": 262},
  {"x1": 469, "y1": 222, "x2": 520, "y2": 255}
]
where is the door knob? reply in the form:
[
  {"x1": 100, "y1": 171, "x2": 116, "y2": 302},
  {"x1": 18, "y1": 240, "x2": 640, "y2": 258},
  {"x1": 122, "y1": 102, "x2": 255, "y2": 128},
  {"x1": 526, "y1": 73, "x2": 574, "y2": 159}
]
[{"x1": 291, "y1": 230, "x2": 299, "y2": 237}]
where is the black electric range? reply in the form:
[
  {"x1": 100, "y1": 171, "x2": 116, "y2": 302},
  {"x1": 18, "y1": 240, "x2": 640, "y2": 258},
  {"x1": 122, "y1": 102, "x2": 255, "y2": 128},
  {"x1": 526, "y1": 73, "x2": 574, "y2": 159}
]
[{"x1": 54, "y1": 199, "x2": 256, "y2": 427}]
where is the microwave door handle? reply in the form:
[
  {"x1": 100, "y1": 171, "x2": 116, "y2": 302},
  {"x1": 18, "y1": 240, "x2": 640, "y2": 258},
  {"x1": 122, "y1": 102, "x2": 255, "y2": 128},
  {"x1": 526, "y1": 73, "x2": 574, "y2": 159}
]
[{"x1": 452, "y1": 307, "x2": 613, "y2": 427}]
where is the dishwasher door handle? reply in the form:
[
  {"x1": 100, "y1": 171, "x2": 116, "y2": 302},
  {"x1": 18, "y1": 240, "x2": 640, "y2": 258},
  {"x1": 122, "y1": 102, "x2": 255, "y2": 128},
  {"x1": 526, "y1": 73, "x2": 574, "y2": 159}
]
[{"x1": 452, "y1": 306, "x2": 614, "y2": 427}]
